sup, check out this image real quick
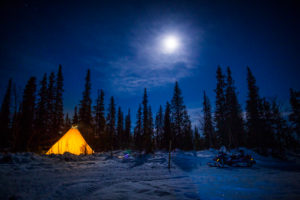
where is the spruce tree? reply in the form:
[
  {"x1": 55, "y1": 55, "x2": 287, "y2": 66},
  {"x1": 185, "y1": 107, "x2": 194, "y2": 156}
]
[
  {"x1": 0, "y1": 79, "x2": 12, "y2": 150},
  {"x1": 224, "y1": 67, "x2": 244, "y2": 148},
  {"x1": 163, "y1": 102, "x2": 172, "y2": 150},
  {"x1": 202, "y1": 91, "x2": 216, "y2": 149},
  {"x1": 72, "y1": 106, "x2": 79, "y2": 125},
  {"x1": 35, "y1": 74, "x2": 48, "y2": 151},
  {"x1": 147, "y1": 106, "x2": 154, "y2": 152},
  {"x1": 117, "y1": 106, "x2": 124, "y2": 149},
  {"x1": 259, "y1": 98, "x2": 275, "y2": 151},
  {"x1": 55, "y1": 65, "x2": 64, "y2": 135},
  {"x1": 246, "y1": 67, "x2": 262, "y2": 148},
  {"x1": 93, "y1": 89, "x2": 106, "y2": 151},
  {"x1": 142, "y1": 88, "x2": 150, "y2": 152},
  {"x1": 214, "y1": 66, "x2": 226, "y2": 147},
  {"x1": 182, "y1": 110, "x2": 193, "y2": 150},
  {"x1": 155, "y1": 105, "x2": 164, "y2": 149},
  {"x1": 124, "y1": 109, "x2": 131, "y2": 149},
  {"x1": 170, "y1": 81, "x2": 186, "y2": 149},
  {"x1": 64, "y1": 113, "x2": 71, "y2": 132},
  {"x1": 270, "y1": 100, "x2": 291, "y2": 151},
  {"x1": 47, "y1": 72, "x2": 56, "y2": 140},
  {"x1": 79, "y1": 69, "x2": 92, "y2": 139},
  {"x1": 134, "y1": 105, "x2": 143, "y2": 151},
  {"x1": 16, "y1": 77, "x2": 36, "y2": 151},
  {"x1": 106, "y1": 96, "x2": 116, "y2": 154},
  {"x1": 289, "y1": 89, "x2": 300, "y2": 137},
  {"x1": 94, "y1": 89, "x2": 106, "y2": 137}
]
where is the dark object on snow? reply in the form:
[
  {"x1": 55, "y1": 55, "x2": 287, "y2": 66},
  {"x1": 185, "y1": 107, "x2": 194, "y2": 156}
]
[{"x1": 208, "y1": 150, "x2": 256, "y2": 168}]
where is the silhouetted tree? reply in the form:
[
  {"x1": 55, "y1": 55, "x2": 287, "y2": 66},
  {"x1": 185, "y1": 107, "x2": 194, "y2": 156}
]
[
  {"x1": 155, "y1": 105, "x2": 164, "y2": 149},
  {"x1": 72, "y1": 106, "x2": 79, "y2": 125},
  {"x1": 224, "y1": 67, "x2": 244, "y2": 148},
  {"x1": 93, "y1": 89, "x2": 106, "y2": 151},
  {"x1": 134, "y1": 105, "x2": 143, "y2": 151},
  {"x1": 142, "y1": 88, "x2": 152, "y2": 152},
  {"x1": 148, "y1": 106, "x2": 154, "y2": 152},
  {"x1": 170, "y1": 81, "x2": 186, "y2": 149},
  {"x1": 94, "y1": 90, "x2": 105, "y2": 136},
  {"x1": 34, "y1": 74, "x2": 49, "y2": 151},
  {"x1": 64, "y1": 113, "x2": 71, "y2": 132},
  {"x1": 202, "y1": 91, "x2": 216, "y2": 149},
  {"x1": 270, "y1": 100, "x2": 291, "y2": 152},
  {"x1": 124, "y1": 109, "x2": 131, "y2": 149},
  {"x1": 79, "y1": 69, "x2": 92, "y2": 140},
  {"x1": 117, "y1": 106, "x2": 124, "y2": 149},
  {"x1": 15, "y1": 77, "x2": 36, "y2": 151},
  {"x1": 182, "y1": 110, "x2": 193, "y2": 150},
  {"x1": 106, "y1": 96, "x2": 116, "y2": 154},
  {"x1": 54, "y1": 65, "x2": 64, "y2": 135},
  {"x1": 214, "y1": 66, "x2": 226, "y2": 147},
  {"x1": 246, "y1": 67, "x2": 262, "y2": 148},
  {"x1": 0, "y1": 79, "x2": 12, "y2": 150},
  {"x1": 47, "y1": 72, "x2": 56, "y2": 140},
  {"x1": 289, "y1": 89, "x2": 300, "y2": 137},
  {"x1": 163, "y1": 102, "x2": 172, "y2": 150}
]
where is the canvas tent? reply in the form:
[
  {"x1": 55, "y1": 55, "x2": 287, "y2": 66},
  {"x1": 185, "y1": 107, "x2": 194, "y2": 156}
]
[{"x1": 46, "y1": 126, "x2": 94, "y2": 155}]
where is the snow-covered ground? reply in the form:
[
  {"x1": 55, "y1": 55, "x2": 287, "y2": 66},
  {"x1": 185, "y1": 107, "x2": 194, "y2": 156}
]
[{"x1": 0, "y1": 149, "x2": 300, "y2": 200}]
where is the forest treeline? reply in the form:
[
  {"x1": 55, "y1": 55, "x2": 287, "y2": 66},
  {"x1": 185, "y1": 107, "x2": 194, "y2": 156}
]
[{"x1": 0, "y1": 65, "x2": 299, "y2": 155}]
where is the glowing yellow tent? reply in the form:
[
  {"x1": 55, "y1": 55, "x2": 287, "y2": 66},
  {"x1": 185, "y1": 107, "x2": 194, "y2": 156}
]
[{"x1": 46, "y1": 126, "x2": 93, "y2": 155}]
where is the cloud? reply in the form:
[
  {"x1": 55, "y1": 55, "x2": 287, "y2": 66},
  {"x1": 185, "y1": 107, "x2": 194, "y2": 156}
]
[{"x1": 85, "y1": 16, "x2": 204, "y2": 94}]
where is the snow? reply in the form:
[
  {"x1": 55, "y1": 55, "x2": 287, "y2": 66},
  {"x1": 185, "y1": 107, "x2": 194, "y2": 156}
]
[{"x1": 0, "y1": 149, "x2": 300, "y2": 200}]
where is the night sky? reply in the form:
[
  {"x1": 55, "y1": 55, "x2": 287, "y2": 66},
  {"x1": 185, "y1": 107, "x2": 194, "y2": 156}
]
[{"x1": 0, "y1": 0, "x2": 299, "y2": 126}]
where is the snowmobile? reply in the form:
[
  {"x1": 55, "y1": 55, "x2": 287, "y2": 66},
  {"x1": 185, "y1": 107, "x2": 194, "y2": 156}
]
[{"x1": 208, "y1": 150, "x2": 255, "y2": 168}]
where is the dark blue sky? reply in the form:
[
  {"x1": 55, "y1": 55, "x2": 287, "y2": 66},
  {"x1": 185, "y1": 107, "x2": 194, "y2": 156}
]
[{"x1": 0, "y1": 0, "x2": 299, "y2": 126}]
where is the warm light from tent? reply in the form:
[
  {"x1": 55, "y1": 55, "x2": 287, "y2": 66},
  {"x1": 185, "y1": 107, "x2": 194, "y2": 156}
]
[{"x1": 46, "y1": 128, "x2": 93, "y2": 155}]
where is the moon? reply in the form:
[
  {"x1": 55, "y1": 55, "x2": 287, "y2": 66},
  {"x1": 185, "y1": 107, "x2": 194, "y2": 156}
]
[{"x1": 162, "y1": 35, "x2": 179, "y2": 54}]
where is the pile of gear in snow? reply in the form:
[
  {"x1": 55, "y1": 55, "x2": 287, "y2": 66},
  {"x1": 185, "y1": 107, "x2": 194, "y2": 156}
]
[{"x1": 208, "y1": 148, "x2": 256, "y2": 168}]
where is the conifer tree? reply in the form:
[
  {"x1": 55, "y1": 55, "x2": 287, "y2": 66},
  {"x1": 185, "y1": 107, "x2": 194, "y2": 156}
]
[
  {"x1": 16, "y1": 77, "x2": 36, "y2": 151},
  {"x1": 0, "y1": 79, "x2": 12, "y2": 150},
  {"x1": 124, "y1": 109, "x2": 131, "y2": 149},
  {"x1": 94, "y1": 89, "x2": 106, "y2": 137},
  {"x1": 202, "y1": 91, "x2": 216, "y2": 149},
  {"x1": 72, "y1": 106, "x2": 79, "y2": 125},
  {"x1": 163, "y1": 102, "x2": 172, "y2": 150},
  {"x1": 34, "y1": 74, "x2": 48, "y2": 151},
  {"x1": 270, "y1": 100, "x2": 291, "y2": 151},
  {"x1": 224, "y1": 67, "x2": 244, "y2": 148},
  {"x1": 214, "y1": 66, "x2": 226, "y2": 147},
  {"x1": 134, "y1": 105, "x2": 143, "y2": 151},
  {"x1": 47, "y1": 72, "x2": 56, "y2": 140},
  {"x1": 64, "y1": 113, "x2": 71, "y2": 132},
  {"x1": 182, "y1": 110, "x2": 193, "y2": 150},
  {"x1": 117, "y1": 106, "x2": 124, "y2": 149},
  {"x1": 170, "y1": 81, "x2": 186, "y2": 149},
  {"x1": 289, "y1": 89, "x2": 300, "y2": 137},
  {"x1": 54, "y1": 65, "x2": 64, "y2": 135},
  {"x1": 246, "y1": 67, "x2": 262, "y2": 148},
  {"x1": 155, "y1": 105, "x2": 164, "y2": 149},
  {"x1": 93, "y1": 89, "x2": 106, "y2": 151},
  {"x1": 79, "y1": 69, "x2": 92, "y2": 139},
  {"x1": 106, "y1": 96, "x2": 116, "y2": 154},
  {"x1": 259, "y1": 98, "x2": 276, "y2": 151},
  {"x1": 147, "y1": 106, "x2": 154, "y2": 152},
  {"x1": 142, "y1": 88, "x2": 150, "y2": 152}
]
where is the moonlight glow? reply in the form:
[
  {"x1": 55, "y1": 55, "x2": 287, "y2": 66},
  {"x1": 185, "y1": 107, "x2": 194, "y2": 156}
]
[{"x1": 162, "y1": 35, "x2": 179, "y2": 54}]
